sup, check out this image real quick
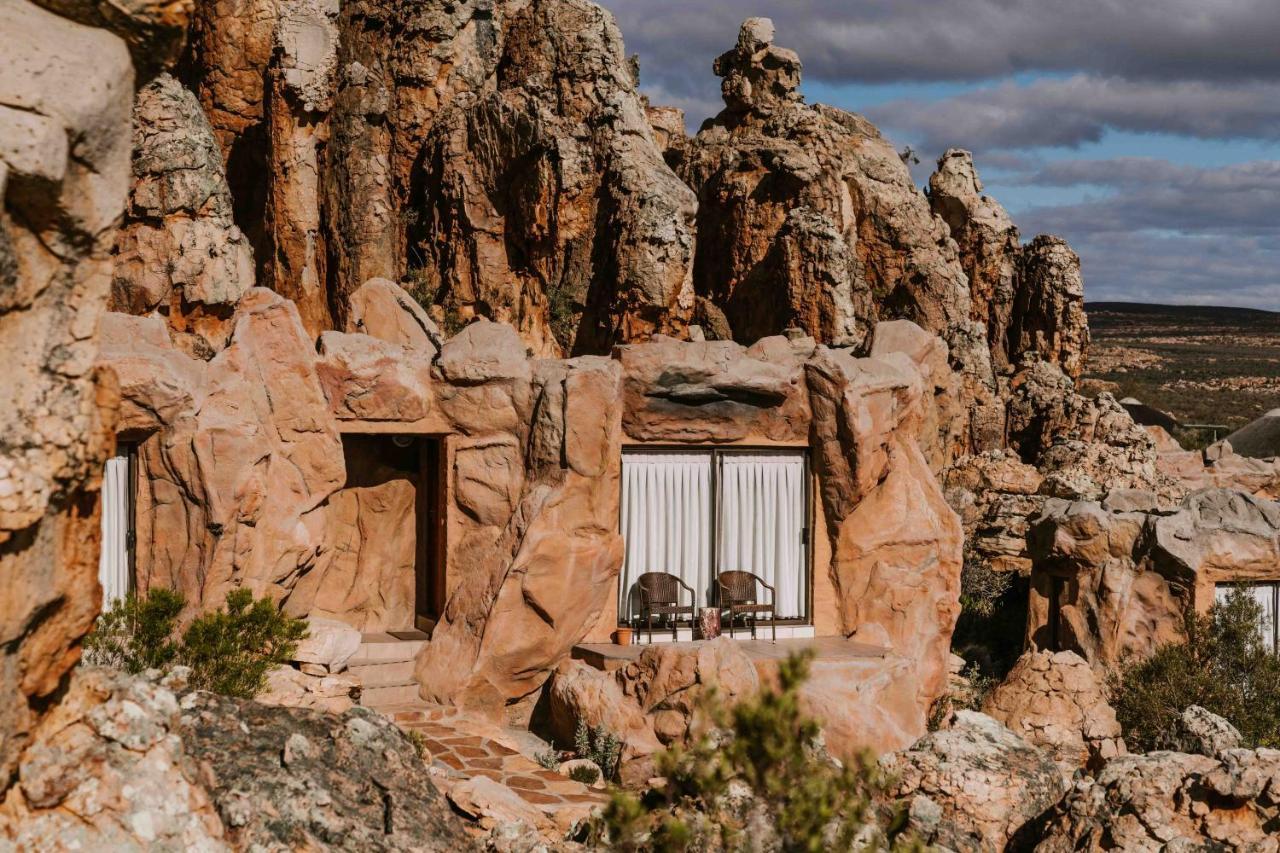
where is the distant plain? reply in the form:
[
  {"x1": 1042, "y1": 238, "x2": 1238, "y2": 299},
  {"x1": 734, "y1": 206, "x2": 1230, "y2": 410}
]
[{"x1": 1083, "y1": 302, "x2": 1280, "y2": 442}]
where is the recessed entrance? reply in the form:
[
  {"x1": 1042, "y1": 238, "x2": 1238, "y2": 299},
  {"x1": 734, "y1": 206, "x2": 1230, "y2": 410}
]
[{"x1": 301, "y1": 433, "x2": 444, "y2": 633}]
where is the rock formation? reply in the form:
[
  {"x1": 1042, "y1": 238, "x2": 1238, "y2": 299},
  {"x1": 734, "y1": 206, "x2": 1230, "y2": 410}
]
[
  {"x1": 112, "y1": 72, "x2": 253, "y2": 355},
  {"x1": 982, "y1": 650, "x2": 1125, "y2": 778},
  {"x1": 178, "y1": 0, "x2": 697, "y2": 353},
  {"x1": 0, "y1": 0, "x2": 138, "y2": 791},
  {"x1": 0, "y1": 667, "x2": 469, "y2": 849},
  {"x1": 1035, "y1": 748, "x2": 1280, "y2": 851},
  {"x1": 674, "y1": 22, "x2": 1001, "y2": 460},
  {"x1": 883, "y1": 711, "x2": 1068, "y2": 850},
  {"x1": 929, "y1": 150, "x2": 1089, "y2": 381}
]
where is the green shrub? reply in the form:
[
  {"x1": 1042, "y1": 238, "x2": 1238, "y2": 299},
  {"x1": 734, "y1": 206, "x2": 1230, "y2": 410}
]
[
  {"x1": 181, "y1": 588, "x2": 309, "y2": 698},
  {"x1": 1112, "y1": 587, "x2": 1280, "y2": 751},
  {"x1": 83, "y1": 587, "x2": 308, "y2": 700},
  {"x1": 595, "y1": 650, "x2": 922, "y2": 852},
  {"x1": 84, "y1": 588, "x2": 185, "y2": 673}
]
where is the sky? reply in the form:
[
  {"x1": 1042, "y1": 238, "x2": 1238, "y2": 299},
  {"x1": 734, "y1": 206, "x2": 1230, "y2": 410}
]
[{"x1": 595, "y1": 0, "x2": 1280, "y2": 310}]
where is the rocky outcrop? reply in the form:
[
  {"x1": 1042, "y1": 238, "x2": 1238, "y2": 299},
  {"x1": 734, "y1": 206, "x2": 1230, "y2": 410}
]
[
  {"x1": 982, "y1": 650, "x2": 1125, "y2": 778},
  {"x1": 944, "y1": 450, "x2": 1045, "y2": 574},
  {"x1": 550, "y1": 638, "x2": 935, "y2": 785},
  {"x1": 179, "y1": 688, "x2": 470, "y2": 849},
  {"x1": 0, "y1": 0, "x2": 136, "y2": 791},
  {"x1": 112, "y1": 73, "x2": 253, "y2": 355},
  {"x1": 409, "y1": 0, "x2": 698, "y2": 356},
  {"x1": 883, "y1": 711, "x2": 1068, "y2": 851},
  {"x1": 1152, "y1": 429, "x2": 1280, "y2": 499},
  {"x1": 674, "y1": 20, "x2": 1004, "y2": 460},
  {"x1": 0, "y1": 667, "x2": 469, "y2": 849},
  {"x1": 928, "y1": 150, "x2": 1089, "y2": 381},
  {"x1": 182, "y1": 0, "x2": 696, "y2": 353},
  {"x1": 548, "y1": 639, "x2": 757, "y2": 785},
  {"x1": 1010, "y1": 237, "x2": 1089, "y2": 382},
  {"x1": 1027, "y1": 488, "x2": 1280, "y2": 671},
  {"x1": 0, "y1": 668, "x2": 223, "y2": 849},
  {"x1": 1035, "y1": 748, "x2": 1280, "y2": 852}
]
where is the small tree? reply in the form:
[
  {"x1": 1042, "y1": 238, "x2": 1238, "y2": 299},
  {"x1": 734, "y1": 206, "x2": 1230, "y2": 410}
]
[
  {"x1": 1112, "y1": 587, "x2": 1280, "y2": 751},
  {"x1": 597, "y1": 650, "x2": 921, "y2": 851}
]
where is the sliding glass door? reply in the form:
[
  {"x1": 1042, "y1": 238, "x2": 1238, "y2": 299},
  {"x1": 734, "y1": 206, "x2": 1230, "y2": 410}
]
[{"x1": 619, "y1": 448, "x2": 809, "y2": 625}]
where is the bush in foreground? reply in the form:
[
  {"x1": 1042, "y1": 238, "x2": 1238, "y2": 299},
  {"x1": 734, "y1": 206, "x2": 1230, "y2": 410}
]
[
  {"x1": 1112, "y1": 587, "x2": 1280, "y2": 752},
  {"x1": 84, "y1": 587, "x2": 307, "y2": 699},
  {"x1": 595, "y1": 650, "x2": 921, "y2": 852}
]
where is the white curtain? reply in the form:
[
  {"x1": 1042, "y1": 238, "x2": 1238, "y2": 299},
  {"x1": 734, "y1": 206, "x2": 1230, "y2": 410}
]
[
  {"x1": 717, "y1": 453, "x2": 805, "y2": 619},
  {"x1": 98, "y1": 454, "x2": 132, "y2": 608},
  {"x1": 1216, "y1": 583, "x2": 1277, "y2": 651},
  {"x1": 619, "y1": 453, "x2": 712, "y2": 622}
]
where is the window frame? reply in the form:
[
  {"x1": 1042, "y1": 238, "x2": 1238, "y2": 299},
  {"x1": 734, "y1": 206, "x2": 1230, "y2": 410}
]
[{"x1": 618, "y1": 445, "x2": 814, "y2": 626}]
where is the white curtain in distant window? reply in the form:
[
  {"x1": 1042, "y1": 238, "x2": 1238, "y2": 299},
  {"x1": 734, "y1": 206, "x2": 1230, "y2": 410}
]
[
  {"x1": 98, "y1": 454, "x2": 132, "y2": 608},
  {"x1": 1215, "y1": 583, "x2": 1277, "y2": 652},
  {"x1": 619, "y1": 454, "x2": 712, "y2": 622},
  {"x1": 716, "y1": 453, "x2": 805, "y2": 619}
]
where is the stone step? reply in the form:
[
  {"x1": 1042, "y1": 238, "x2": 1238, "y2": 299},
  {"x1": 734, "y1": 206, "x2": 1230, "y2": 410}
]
[
  {"x1": 348, "y1": 659, "x2": 416, "y2": 687},
  {"x1": 360, "y1": 682, "x2": 421, "y2": 708},
  {"x1": 348, "y1": 635, "x2": 427, "y2": 667}
]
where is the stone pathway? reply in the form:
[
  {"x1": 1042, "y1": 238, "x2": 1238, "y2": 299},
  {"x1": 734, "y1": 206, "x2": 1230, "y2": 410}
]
[{"x1": 382, "y1": 702, "x2": 608, "y2": 837}]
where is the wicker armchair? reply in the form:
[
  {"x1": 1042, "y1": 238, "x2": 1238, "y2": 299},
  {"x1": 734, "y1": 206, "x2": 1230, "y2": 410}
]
[
  {"x1": 636, "y1": 572, "x2": 697, "y2": 643},
  {"x1": 717, "y1": 570, "x2": 776, "y2": 642}
]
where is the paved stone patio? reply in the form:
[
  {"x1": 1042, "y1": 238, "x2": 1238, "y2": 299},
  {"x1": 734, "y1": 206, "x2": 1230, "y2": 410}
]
[{"x1": 382, "y1": 702, "x2": 608, "y2": 835}]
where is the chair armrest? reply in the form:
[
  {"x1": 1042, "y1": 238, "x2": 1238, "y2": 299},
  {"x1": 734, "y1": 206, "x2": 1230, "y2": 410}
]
[{"x1": 753, "y1": 574, "x2": 776, "y2": 593}]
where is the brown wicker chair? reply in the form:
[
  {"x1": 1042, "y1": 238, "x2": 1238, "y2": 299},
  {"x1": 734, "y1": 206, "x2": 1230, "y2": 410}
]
[
  {"x1": 636, "y1": 572, "x2": 697, "y2": 643},
  {"x1": 717, "y1": 571, "x2": 777, "y2": 642}
]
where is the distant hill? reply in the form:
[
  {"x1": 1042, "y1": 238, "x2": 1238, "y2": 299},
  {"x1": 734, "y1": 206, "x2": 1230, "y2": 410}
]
[
  {"x1": 1088, "y1": 302, "x2": 1280, "y2": 330},
  {"x1": 1082, "y1": 301, "x2": 1280, "y2": 439}
]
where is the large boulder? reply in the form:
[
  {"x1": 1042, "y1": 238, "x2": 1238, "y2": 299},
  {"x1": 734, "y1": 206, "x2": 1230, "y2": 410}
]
[
  {"x1": 1035, "y1": 749, "x2": 1280, "y2": 852},
  {"x1": 882, "y1": 711, "x2": 1068, "y2": 851},
  {"x1": 1178, "y1": 705, "x2": 1243, "y2": 756},
  {"x1": 982, "y1": 650, "x2": 1125, "y2": 778}
]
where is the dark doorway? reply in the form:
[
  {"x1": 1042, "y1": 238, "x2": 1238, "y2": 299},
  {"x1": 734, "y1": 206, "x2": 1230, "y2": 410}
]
[{"x1": 338, "y1": 434, "x2": 444, "y2": 633}]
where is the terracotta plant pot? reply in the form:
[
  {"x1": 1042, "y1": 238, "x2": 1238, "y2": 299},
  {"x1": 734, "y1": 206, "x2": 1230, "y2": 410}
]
[{"x1": 613, "y1": 627, "x2": 633, "y2": 646}]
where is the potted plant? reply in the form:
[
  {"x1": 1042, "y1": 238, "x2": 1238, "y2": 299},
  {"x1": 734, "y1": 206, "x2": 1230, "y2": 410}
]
[{"x1": 613, "y1": 624, "x2": 633, "y2": 646}]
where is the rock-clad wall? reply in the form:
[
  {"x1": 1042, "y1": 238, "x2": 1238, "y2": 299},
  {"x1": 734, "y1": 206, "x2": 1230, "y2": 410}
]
[
  {"x1": 0, "y1": 0, "x2": 137, "y2": 790},
  {"x1": 1027, "y1": 488, "x2": 1280, "y2": 672}
]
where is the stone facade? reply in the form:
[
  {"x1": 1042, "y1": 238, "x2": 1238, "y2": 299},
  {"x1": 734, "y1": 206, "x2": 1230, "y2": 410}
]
[{"x1": 99, "y1": 278, "x2": 961, "y2": 746}]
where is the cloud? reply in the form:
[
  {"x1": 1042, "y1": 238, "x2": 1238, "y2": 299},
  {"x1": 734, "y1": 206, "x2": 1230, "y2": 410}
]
[
  {"x1": 597, "y1": 0, "x2": 1280, "y2": 99},
  {"x1": 1002, "y1": 160, "x2": 1280, "y2": 309},
  {"x1": 1069, "y1": 231, "x2": 1280, "y2": 309},
  {"x1": 1014, "y1": 159, "x2": 1280, "y2": 237},
  {"x1": 866, "y1": 76, "x2": 1280, "y2": 153}
]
